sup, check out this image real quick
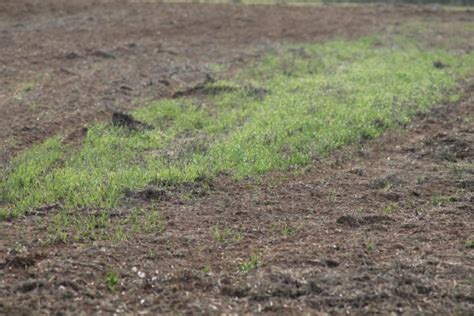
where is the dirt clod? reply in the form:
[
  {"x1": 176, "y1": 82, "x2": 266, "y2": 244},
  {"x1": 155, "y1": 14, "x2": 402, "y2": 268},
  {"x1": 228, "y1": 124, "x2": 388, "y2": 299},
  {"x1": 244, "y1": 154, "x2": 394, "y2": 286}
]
[
  {"x1": 13, "y1": 280, "x2": 46, "y2": 293},
  {"x1": 244, "y1": 84, "x2": 269, "y2": 100},
  {"x1": 111, "y1": 112, "x2": 153, "y2": 131},
  {"x1": 124, "y1": 187, "x2": 169, "y2": 202},
  {"x1": 64, "y1": 52, "x2": 80, "y2": 60},
  {"x1": 91, "y1": 50, "x2": 115, "y2": 59},
  {"x1": 336, "y1": 215, "x2": 361, "y2": 228},
  {"x1": 337, "y1": 214, "x2": 394, "y2": 228},
  {"x1": 433, "y1": 60, "x2": 448, "y2": 68}
]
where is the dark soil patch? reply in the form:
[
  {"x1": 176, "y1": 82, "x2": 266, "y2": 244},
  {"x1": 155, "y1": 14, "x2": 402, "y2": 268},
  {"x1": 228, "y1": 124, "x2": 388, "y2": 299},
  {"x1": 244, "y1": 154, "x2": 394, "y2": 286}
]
[
  {"x1": 433, "y1": 60, "x2": 448, "y2": 69},
  {"x1": 13, "y1": 279, "x2": 46, "y2": 293},
  {"x1": 0, "y1": 255, "x2": 39, "y2": 270},
  {"x1": 111, "y1": 112, "x2": 153, "y2": 132},
  {"x1": 336, "y1": 214, "x2": 394, "y2": 228},
  {"x1": 124, "y1": 187, "x2": 170, "y2": 202},
  {"x1": 421, "y1": 132, "x2": 473, "y2": 161},
  {"x1": 244, "y1": 84, "x2": 269, "y2": 100}
]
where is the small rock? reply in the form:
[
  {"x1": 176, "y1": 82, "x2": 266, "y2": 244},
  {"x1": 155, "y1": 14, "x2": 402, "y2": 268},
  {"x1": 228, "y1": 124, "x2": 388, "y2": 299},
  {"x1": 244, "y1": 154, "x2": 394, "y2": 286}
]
[
  {"x1": 92, "y1": 50, "x2": 115, "y2": 59},
  {"x1": 14, "y1": 279, "x2": 46, "y2": 293},
  {"x1": 65, "y1": 52, "x2": 80, "y2": 59}
]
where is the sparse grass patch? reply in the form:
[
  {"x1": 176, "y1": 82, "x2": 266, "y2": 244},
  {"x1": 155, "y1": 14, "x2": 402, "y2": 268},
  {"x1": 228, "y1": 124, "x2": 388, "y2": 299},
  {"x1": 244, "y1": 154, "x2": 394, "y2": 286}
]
[
  {"x1": 104, "y1": 270, "x2": 120, "y2": 292},
  {"x1": 2, "y1": 30, "x2": 474, "y2": 220},
  {"x1": 46, "y1": 207, "x2": 165, "y2": 244},
  {"x1": 366, "y1": 239, "x2": 375, "y2": 251},
  {"x1": 147, "y1": 249, "x2": 159, "y2": 260},
  {"x1": 207, "y1": 62, "x2": 228, "y2": 74},
  {"x1": 431, "y1": 195, "x2": 457, "y2": 206},
  {"x1": 210, "y1": 225, "x2": 243, "y2": 243},
  {"x1": 270, "y1": 222, "x2": 304, "y2": 237},
  {"x1": 11, "y1": 73, "x2": 49, "y2": 102},
  {"x1": 13, "y1": 82, "x2": 34, "y2": 101},
  {"x1": 238, "y1": 253, "x2": 261, "y2": 272},
  {"x1": 0, "y1": 209, "x2": 14, "y2": 221},
  {"x1": 465, "y1": 239, "x2": 474, "y2": 249},
  {"x1": 327, "y1": 189, "x2": 338, "y2": 203},
  {"x1": 383, "y1": 203, "x2": 399, "y2": 215},
  {"x1": 201, "y1": 265, "x2": 211, "y2": 274}
]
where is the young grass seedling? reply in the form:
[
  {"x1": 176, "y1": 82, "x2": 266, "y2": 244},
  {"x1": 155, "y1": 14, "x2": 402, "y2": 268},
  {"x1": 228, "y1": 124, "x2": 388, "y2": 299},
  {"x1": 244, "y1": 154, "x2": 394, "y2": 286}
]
[
  {"x1": 366, "y1": 239, "x2": 375, "y2": 252},
  {"x1": 210, "y1": 225, "x2": 242, "y2": 243},
  {"x1": 465, "y1": 239, "x2": 474, "y2": 249},
  {"x1": 210, "y1": 225, "x2": 229, "y2": 243},
  {"x1": 383, "y1": 202, "x2": 399, "y2": 215},
  {"x1": 105, "y1": 270, "x2": 120, "y2": 292},
  {"x1": 147, "y1": 249, "x2": 158, "y2": 260},
  {"x1": 431, "y1": 195, "x2": 456, "y2": 207},
  {"x1": 270, "y1": 222, "x2": 304, "y2": 237},
  {"x1": 238, "y1": 253, "x2": 261, "y2": 273}
]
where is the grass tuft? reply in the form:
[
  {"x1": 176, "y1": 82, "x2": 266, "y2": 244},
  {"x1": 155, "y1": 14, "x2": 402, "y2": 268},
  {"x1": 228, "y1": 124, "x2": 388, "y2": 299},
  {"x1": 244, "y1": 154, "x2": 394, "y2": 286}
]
[
  {"x1": 465, "y1": 239, "x2": 474, "y2": 249},
  {"x1": 238, "y1": 253, "x2": 261, "y2": 272},
  {"x1": 46, "y1": 207, "x2": 165, "y2": 244},
  {"x1": 104, "y1": 270, "x2": 120, "y2": 292}
]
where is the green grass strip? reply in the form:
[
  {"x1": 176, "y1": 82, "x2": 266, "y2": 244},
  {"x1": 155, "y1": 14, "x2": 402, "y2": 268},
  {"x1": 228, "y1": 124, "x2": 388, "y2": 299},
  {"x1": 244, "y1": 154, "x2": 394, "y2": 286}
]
[{"x1": 1, "y1": 34, "x2": 473, "y2": 218}]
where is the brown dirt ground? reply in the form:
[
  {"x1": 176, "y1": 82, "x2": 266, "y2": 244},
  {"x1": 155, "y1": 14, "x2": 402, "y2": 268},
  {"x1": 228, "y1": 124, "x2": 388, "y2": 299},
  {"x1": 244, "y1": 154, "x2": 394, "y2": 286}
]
[
  {"x1": 1, "y1": 81, "x2": 473, "y2": 314},
  {"x1": 1, "y1": 0, "x2": 473, "y2": 166},
  {"x1": 1, "y1": 1, "x2": 474, "y2": 315}
]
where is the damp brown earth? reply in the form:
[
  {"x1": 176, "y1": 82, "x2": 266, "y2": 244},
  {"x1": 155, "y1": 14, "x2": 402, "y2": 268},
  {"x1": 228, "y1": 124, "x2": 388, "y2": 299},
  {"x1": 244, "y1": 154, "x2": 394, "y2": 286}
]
[{"x1": 1, "y1": 1, "x2": 474, "y2": 315}]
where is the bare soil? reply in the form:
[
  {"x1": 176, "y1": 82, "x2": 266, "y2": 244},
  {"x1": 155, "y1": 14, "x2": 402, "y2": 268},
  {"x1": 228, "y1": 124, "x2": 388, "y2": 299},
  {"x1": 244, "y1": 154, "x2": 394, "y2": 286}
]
[{"x1": 1, "y1": 1, "x2": 473, "y2": 315}]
